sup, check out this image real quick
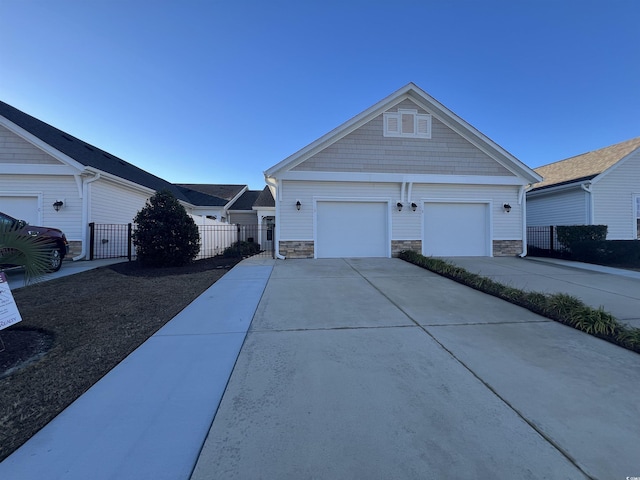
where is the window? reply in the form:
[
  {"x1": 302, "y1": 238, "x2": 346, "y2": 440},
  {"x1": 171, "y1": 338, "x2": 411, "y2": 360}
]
[{"x1": 383, "y1": 109, "x2": 431, "y2": 138}]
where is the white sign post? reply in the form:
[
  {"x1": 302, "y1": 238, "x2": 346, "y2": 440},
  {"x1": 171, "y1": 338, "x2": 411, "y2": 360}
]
[{"x1": 0, "y1": 272, "x2": 22, "y2": 330}]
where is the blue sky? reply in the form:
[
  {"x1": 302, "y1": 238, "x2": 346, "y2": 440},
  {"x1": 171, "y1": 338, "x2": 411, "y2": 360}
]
[{"x1": 1, "y1": 0, "x2": 638, "y2": 189}]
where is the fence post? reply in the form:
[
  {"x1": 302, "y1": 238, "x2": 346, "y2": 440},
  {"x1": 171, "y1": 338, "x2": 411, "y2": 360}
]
[
  {"x1": 127, "y1": 223, "x2": 132, "y2": 261},
  {"x1": 88, "y1": 222, "x2": 95, "y2": 260},
  {"x1": 550, "y1": 225, "x2": 555, "y2": 252}
]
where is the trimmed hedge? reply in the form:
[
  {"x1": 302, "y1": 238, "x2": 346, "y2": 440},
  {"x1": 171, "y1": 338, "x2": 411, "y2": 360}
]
[
  {"x1": 570, "y1": 240, "x2": 640, "y2": 266},
  {"x1": 398, "y1": 250, "x2": 640, "y2": 354},
  {"x1": 223, "y1": 241, "x2": 261, "y2": 258},
  {"x1": 556, "y1": 225, "x2": 607, "y2": 251}
]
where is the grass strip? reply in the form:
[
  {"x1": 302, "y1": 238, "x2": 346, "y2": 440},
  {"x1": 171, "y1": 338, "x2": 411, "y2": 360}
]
[{"x1": 398, "y1": 250, "x2": 640, "y2": 354}]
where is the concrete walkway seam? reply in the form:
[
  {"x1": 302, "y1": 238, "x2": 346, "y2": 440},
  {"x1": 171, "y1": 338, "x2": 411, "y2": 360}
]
[{"x1": 347, "y1": 259, "x2": 596, "y2": 480}]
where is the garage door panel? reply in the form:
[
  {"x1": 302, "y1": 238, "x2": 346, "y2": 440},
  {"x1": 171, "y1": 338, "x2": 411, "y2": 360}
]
[
  {"x1": 0, "y1": 196, "x2": 39, "y2": 225},
  {"x1": 424, "y1": 203, "x2": 489, "y2": 256},
  {"x1": 316, "y1": 202, "x2": 388, "y2": 258}
]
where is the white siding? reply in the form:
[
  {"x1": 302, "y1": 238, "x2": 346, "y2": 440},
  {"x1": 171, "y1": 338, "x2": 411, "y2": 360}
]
[
  {"x1": 292, "y1": 99, "x2": 514, "y2": 177},
  {"x1": 526, "y1": 188, "x2": 589, "y2": 227},
  {"x1": 90, "y1": 179, "x2": 151, "y2": 224},
  {"x1": 592, "y1": 150, "x2": 640, "y2": 239},
  {"x1": 279, "y1": 180, "x2": 522, "y2": 242},
  {"x1": 410, "y1": 183, "x2": 521, "y2": 240},
  {"x1": 229, "y1": 211, "x2": 257, "y2": 226},
  {"x1": 0, "y1": 174, "x2": 82, "y2": 240}
]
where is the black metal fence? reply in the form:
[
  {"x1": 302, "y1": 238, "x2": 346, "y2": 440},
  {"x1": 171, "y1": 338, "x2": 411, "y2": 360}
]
[
  {"x1": 526, "y1": 225, "x2": 569, "y2": 256},
  {"x1": 89, "y1": 223, "x2": 132, "y2": 260},
  {"x1": 88, "y1": 222, "x2": 274, "y2": 260}
]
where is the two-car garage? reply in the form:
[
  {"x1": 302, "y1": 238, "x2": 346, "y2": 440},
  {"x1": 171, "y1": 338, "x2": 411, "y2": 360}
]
[
  {"x1": 314, "y1": 200, "x2": 490, "y2": 258},
  {"x1": 264, "y1": 85, "x2": 540, "y2": 260}
]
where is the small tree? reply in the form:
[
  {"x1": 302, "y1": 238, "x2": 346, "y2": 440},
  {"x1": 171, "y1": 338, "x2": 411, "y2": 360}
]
[{"x1": 133, "y1": 190, "x2": 200, "y2": 267}]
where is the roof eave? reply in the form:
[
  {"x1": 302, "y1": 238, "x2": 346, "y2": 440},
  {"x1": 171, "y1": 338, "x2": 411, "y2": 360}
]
[{"x1": 264, "y1": 83, "x2": 541, "y2": 184}]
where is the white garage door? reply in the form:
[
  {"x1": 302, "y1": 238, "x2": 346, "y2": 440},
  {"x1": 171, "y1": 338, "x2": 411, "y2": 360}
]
[
  {"x1": 0, "y1": 196, "x2": 39, "y2": 225},
  {"x1": 423, "y1": 202, "x2": 489, "y2": 256},
  {"x1": 316, "y1": 201, "x2": 388, "y2": 258}
]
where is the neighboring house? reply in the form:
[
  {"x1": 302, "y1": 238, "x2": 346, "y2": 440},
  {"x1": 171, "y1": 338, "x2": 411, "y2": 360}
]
[
  {"x1": 177, "y1": 183, "x2": 275, "y2": 227},
  {"x1": 527, "y1": 137, "x2": 640, "y2": 240},
  {"x1": 264, "y1": 83, "x2": 541, "y2": 259},
  {"x1": 179, "y1": 183, "x2": 276, "y2": 249},
  {"x1": 0, "y1": 100, "x2": 264, "y2": 259},
  {"x1": 176, "y1": 184, "x2": 247, "y2": 223}
]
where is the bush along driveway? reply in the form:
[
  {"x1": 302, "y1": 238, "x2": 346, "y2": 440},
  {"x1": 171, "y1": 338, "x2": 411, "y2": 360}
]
[{"x1": 398, "y1": 250, "x2": 640, "y2": 354}]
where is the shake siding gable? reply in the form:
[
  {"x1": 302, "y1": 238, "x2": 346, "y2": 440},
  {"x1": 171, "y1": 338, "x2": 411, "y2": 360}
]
[
  {"x1": 592, "y1": 150, "x2": 640, "y2": 239},
  {"x1": 292, "y1": 100, "x2": 514, "y2": 177},
  {"x1": 0, "y1": 125, "x2": 60, "y2": 165}
]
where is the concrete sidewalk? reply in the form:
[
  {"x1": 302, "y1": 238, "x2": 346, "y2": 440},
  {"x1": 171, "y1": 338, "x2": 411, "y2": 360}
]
[
  {"x1": 3, "y1": 257, "x2": 128, "y2": 289},
  {"x1": 192, "y1": 258, "x2": 640, "y2": 480},
  {"x1": 2, "y1": 256, "x2": 639, "y2": 479},
  {"x1": 446, "y1": 256, "x2": 640, "y2": 327},
  {"x1": 0, "y1": 256, "x2": 274, "y2": 480}
]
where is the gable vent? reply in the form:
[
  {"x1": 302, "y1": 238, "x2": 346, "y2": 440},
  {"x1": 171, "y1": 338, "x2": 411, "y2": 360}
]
[{"x1": 383, "y1": 109, "x2": 431, "y2": 139}]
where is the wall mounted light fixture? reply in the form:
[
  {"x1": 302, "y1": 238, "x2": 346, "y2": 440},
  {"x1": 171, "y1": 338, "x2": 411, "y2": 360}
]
[
  {"x1": 396, "y1": 202, "x2": 403, "y2": 212},
  {"x1": 411, "y1": 202, "x2": 417, "y2": 212},
  {"x1": 296, "y1": 200, "x2": 301, "y2": 211},
  {"x1": 503, "y1": 203, "x2": 512, "y2": 213},
  {"x1": 53, "y1": 200, "x2": 64, "y2": 212}
]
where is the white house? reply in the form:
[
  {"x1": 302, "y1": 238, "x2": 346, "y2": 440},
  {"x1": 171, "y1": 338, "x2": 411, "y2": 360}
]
[
  {"x1": 527, "y1": 136, "x2": 640, "y2": 240},
  {"x1": 264, "y1": 83, "x2": 542, "y2": 259},
  {"x1": 0, "y1": 100, "x2": 266, "y2": 259}
]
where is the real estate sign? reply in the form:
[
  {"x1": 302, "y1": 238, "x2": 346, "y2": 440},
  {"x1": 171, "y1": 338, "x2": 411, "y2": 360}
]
[{"x1": 0, "y1": 272, "x2": 22, "y2": 330}]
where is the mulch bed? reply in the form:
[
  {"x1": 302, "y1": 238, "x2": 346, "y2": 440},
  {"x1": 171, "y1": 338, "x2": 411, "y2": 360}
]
[{"x1": 0, "y1": 255, "x2": 240, "y2": 462}]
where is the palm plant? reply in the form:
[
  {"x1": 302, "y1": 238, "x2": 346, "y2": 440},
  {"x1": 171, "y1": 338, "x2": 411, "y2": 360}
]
[{"x1": 0, "y1": 223, "x2": 53, "y2": 284}]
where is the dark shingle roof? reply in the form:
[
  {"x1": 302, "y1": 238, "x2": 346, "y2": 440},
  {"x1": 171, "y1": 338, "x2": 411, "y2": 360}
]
[
  {"x1": 177, "y1": 184, "x2": 246, "y2": 201},
  {"x1": 175, "y1": 186, "x2": 228, "y2": 206},
  {"x1": 0, "y1": 100, "x2": 226, "y2": 207},
  {"x1": 531, "y1": 136, "x2": 640, "y2": 191},
  {"x1": 230, "y1": 190, "x2": 262, "y2": 210},
  {"x1": 254, "y1": 186, "x2": 275, "y2": 208}
]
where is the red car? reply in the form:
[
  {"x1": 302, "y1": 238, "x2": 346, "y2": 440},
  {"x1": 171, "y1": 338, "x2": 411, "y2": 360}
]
[{"x1": 0, "y1": 211, "x2": 70, "y2": 272}]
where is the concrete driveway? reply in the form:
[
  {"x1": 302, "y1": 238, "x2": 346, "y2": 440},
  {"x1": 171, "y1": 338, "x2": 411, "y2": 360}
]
[
  {"x1": 192, "y1": 258, "x2": 640, "y2": 480},
  {"x1": 447, "y1": 256, "x2": 640, "y2": 328}
]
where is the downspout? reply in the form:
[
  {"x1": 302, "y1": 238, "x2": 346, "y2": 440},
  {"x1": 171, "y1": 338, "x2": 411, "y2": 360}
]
[
  {"x1": 518, "y1": 185, "x2": 528, "y2": 257},
  {"x1": 266, "y1": 177, "x2": 286, "y2": 259},
  {"x1": 73, "y1": 172, "x2": 101, "y2": 261},
  {"x1": 407, "y1": 182, "x2": 413, "y2": 206},
  {"x1": 400, "y1": 181, "x2": 406, "y2": 204},
  {"x1": 581, "y1": 182, "x2": 594, "y2": 224}
]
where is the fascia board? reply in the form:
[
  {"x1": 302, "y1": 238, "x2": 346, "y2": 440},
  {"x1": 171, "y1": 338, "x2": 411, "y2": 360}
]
[
  {"x1": 405, "y1": 86, "x2": 542, "y2": 184},
  {"x1": 278, "y1": 170, "x2": 529, "y2": 185},
  {"x1": 265, "y1": 83, "x2": 541, "y2": 185},
  {"x1": 0, "y1": 163, "x2": 79, "y2": 175},
  {"x1": 85, "y1": 167, "x2": 158, "y2": 197},
  {"x1": 264, "y1": 84, "x2": 418, "y2": 177},
  {"x1": 224, "y1": 185, "x2": 249, "y2": 209},
  {"x1": 526, "y1": 181, "x2": 584, "y2": 197},
  {"x1": 589, "y1": 146, "x2": 640, "y2": 186},
  {"x1": 0, "y1": 115, "x2": 87, "y2": 172}
]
